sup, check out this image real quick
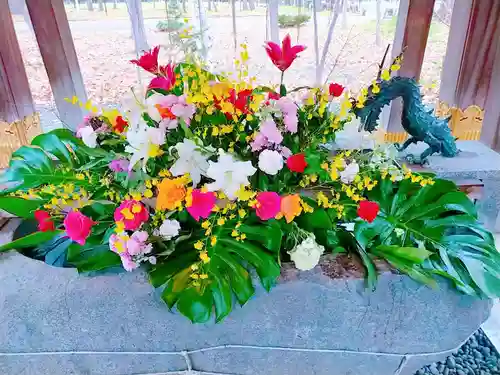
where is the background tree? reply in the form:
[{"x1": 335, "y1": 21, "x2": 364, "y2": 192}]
[
  {"x1": 87, "y1": 0, "x2": 94, "y2": 11},
  {"x1": 375, "y1": 0, "x2": 382, "y2": 46},
  {"x1": 126, "y1": 0, "x2": 149, "y2": 54}
]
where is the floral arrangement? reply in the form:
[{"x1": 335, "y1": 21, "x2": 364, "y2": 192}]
[{"x1": 1, "y1": 35, "x2": 499, "y2": 323}]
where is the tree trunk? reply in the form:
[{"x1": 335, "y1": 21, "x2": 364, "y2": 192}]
[
  {"x1": 242, "y1": 0, "x2": 249, "y2": 10},
  {"x1": 341, "y1": 0, "x2": 347, "y2": 28},
  {"x1": 375, "y1": 0, "x2": 382, "y2": 46},
  {"x1": 113, "y1": 0, "x2": 118, "y2": 9},
  {"x1": 182, "y1": 0, "x2": 187, "y2": 13},
  {"x1": 98, "y1": 0, "x2": 104, "y2": 11},
  {"x1": 231, "y1": 0, "x2": 237, "y2": 49},
  {"x1": 316, "y1": 0, "x2": 342, "y2": 85},
  {"x1": 87, "y1": 0, "x2": 94, "y2": 11},
  {"x1": 268, "y1": 0, "x2": 279, "y2": 43},
  {"x1": 75, "y1": 0, "x2": 80, "y2": 10},
  {"x1": 126, "y1": 0, "x2": 149, "y2": 54},
  {"x1": 248, "y1": 0, "x2": 255, "y2": 11}
]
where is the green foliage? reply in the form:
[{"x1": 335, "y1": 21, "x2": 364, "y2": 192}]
[
  {"x1": 149, "y1": 221, "x2": 282, "y2": 323},
  {"x1": 352, "y1": 177, "x2": 500, "y2": 297},
  {"x1": 0, "y1": 129, "x2": 105, "y2": 194},
  {"x1": 278, "y1": 14, "x2": 311, "y2": 28},
  {"x1": 157, "y1": 19, "x2": 184, "y2": 32}
]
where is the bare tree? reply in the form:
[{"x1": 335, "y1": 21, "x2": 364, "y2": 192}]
[
  {"x1": 231, "y1": 0, "x2": 237, "y2": 49},
  {"x1": 113, "y1": 0, "x2": 118, "y2": 9},
  {"x1": 375, "y1": 0, "x2": 382, "y2": 46},
  {"x1": 87, "y1": 0, "x2": 94, "y2": 11},
  {"x1": 248, "y1": 0, "x2": 255, "y2": 10},
  {"x1": 268, "y1": 0, "x2": 279, "y2": 43},
  {"x1": 97, "y1": 0, "x2": 104, "y2": 11},
  {"x1": 315, "y1": 0, "x2": 343, "y2": 84},
  {"x1": 126, "y1": 0, "x2": 149, "y2": 55},
  {"x1": 75, "y1": 0, "x2": 80, "y2": 10},
  {"x1": 341, "y1": 0, "x2": 347, "y2": 28},
  {"x1": 208, "y1": 0, "x2": 218, "y2": 11}
]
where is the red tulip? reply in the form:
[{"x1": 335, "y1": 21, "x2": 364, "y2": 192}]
[
  {"x1": 34, "y1": 210, "x2": 55, "y2": 232},
  {"x1": 329, "y1": 83, "x2": 345, "y2": 97},
  {"x1": 264, "y1": 34, "x2": 306, "y2": 72},
  {"x1": 357, "y1": 201, "x2": 380, "y2": 223},
  {"x1": 286, "y1": 153, "x2": 308, "y2": 173},
  {"x1": 131, "y1": 46, "x2": 160, "y2": 74}
]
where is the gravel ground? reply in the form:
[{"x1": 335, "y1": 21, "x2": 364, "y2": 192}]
[{"x1": 416, "y1": 330, "x2": 500, "y2": 375}]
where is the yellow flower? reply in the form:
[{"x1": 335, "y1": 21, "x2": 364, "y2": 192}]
[
  {"x1": 217, "y1": 217, "x2": 226, "y2": 226},
  {"x1": 238, "y1": 209, "x2": 247, "y2": 218},
  {"x1": 115, "y1": 221, "x2": 125, "y2": 233},
  {"x1": 76, "y1": 173, "x2": 85, "y2": 180},
  {"x1": 191, "y1": 264, "x2": 199, "y2": 271},
  {"x1": 144, "y1": 189, "x2": 153, "y2": 198},
  {"x1": 231, "y1": 230, "x2": 239, "y2": 237},
  {"x1": 200, "y1": 274, "x2": 209, "y2": 280},
  {"x1": 381, "y1": 69, "x2": 391, "y2": 81},
  {"x1": 200, "y1": 251, "x2": 210, "y2": 264},
  {"x1": 201, "y1": 221, "x2": 211, "y2": 229},
  {"x1": 240, "y1": 233, "x2": 246, "y2": 240},
  {"x1": 329, "y1": 168, "x2": 339, "y2": 181},
  {"x1": 211, "y1": 236, "x2": 217, "y2": 246},
  {"x1": 194, "y1": 241, "x2": 204, "y2": 250}
]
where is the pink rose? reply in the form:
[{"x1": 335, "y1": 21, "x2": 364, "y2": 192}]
[
  {"x1": 255, "y1": 192, "x2": 282, "y2": 220},
  {"x1": 186, "y1": 189, "x2": 216, "y2": 221},
  {"x1": 114, "y1": 200, "x2": 149, "y2": 231},
  {"x1": 63, "y1": 210, "x2": 95, "y2": 245}
]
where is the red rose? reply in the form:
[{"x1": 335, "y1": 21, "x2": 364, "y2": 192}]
[
  {"x1": 329, "y1": 83, "x2": 345, "y2": 97},
  {"x1": 34, "y1": 210, "x2": 55, "y2": 232},
  {"x1": 286, "y1": 153, "x2": 308, "y2": 173},
  {"x1": 357, "y1": 201, "x2": 380, "y2": 223},
  {"x1": 63, "y1": 210, "x2": 95, "y2": 245}
]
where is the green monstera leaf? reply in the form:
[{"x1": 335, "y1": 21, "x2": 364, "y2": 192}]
[
  {"x1": 353, "y1": 177, "x2": 500, "y2": 297},
  {"x1": 149, "y1": 222, "x2": 282, "y2": 323},
  {"x1": 0, "y1": 129, "x2": 106, "y2": 194}
]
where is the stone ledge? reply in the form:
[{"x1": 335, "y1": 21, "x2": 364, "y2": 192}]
[{"x1": 0, "y1": 249, "x2": 492, "y2": 375}]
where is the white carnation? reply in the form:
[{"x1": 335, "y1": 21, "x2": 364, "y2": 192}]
[
  {"x1": 157, "y1": 219, "x2": 181, "y2": 240},
  {"x1": 288, "y1": 234, "x2": 325, "y2": 271},
  {"x1": 258, "y1": 149, "x2": 284, "y2": 176},
  {"x1": 340, "y1": 161, "x2": 359, "y2": 183}
]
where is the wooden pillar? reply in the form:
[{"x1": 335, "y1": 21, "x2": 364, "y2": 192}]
[
  {"x1": 438, "y1": 0, "x2": 500, "y2": 149},
  {"x1": 0, "y1": 0, "x2": 35, "y2": 123},
  {"x1": 440, "y1": 0, "x2": 500, "y2": 109},
  {"x1": 386, "y1": 0, "x2": 436, "y2": 132},
  {"x1": 25, "y1": 0, "x2": 87, "y2": 129}
]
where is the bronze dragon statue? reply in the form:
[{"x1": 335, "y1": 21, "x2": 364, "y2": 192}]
[{"x1": 351, "y1": 53, "x2": 459, "y2": 165}]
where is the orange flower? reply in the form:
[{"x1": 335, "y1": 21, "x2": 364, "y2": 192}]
[
  {"x1": 156, "y1": 177, "x2": 187, "y2": 211},
  {"x1": 279, "y1": 194, "x2": 302, "y2": 223}
]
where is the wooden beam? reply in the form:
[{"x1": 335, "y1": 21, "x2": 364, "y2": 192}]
[
  {"x1": 25, "y1": 0, "x2": 87, "y2": 129},
  {"x1": 480, "y1": 23, "x2": 500, "y2": 150},
  {"x1": 0, "y1": 0, "x2": 35, "y2": 122},
  {"x1": 386, "y1": 0, "x2": 435, "y2": 132},
  {"x1": 440, "y1": 0, "x2": 500, "y2": 109}
]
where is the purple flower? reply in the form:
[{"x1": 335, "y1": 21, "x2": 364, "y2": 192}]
[{"x1": 109, "y1": 159, "x2": 130, "y2": 172}]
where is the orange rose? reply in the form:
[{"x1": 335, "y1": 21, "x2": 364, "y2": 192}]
[
  {"x1": 156, "y1": 177, "x2": 187, "y2": 211},
  {"x1": 279, "y1": 194, "x2": 302, "y2": 223}
]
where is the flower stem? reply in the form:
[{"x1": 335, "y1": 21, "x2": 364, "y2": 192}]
[{"x1": 280, "y1": 70, "x2": 284, "y2": 87}]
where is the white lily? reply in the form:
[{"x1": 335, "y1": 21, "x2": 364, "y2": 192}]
[
  {"x1": 169, "y1": 138, "x2": 211, "y2": 186},
  {"x1": 125, "y1": 123, "x2": 165, "y2": 171},
  {"x1": 206, "y1": 151, "x2": 256, "y2": 199},
  {"x1": 77, "y1": 125, "x2": 98, "y2": 148}
]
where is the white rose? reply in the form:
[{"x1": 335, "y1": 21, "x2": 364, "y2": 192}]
[
  {"x1": 258, "y1": 149, "x2": 284, "y2": 175},
  {"x1": 78, "y1": 125, "x2": 98, "y2": 148},
  {"x1": 288, "y1": 234, "x2": 325, "y2": 271},
  {"x1": 158, "y1": 219, "x2": 181, "y2": 240},
  {"x1": 340, "y1": 161, "x2": 359, "y2": 183}
]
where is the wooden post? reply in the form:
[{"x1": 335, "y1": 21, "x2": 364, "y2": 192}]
[
  {"x1": 0, "y1": 0, "x2": 35, "y2": 123},
  {"x1": 0, "y1": 0, "x2": 40, "y2": 167},
  {"x1": 25, "y1": 0, "x2": 87, "y2": 129},
  {"x1": 386, "y1": 0, "x2": 435, "y2": 132},
  {"x1": 440, "y1": 0, "x2": 500, "y2": 109}
]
